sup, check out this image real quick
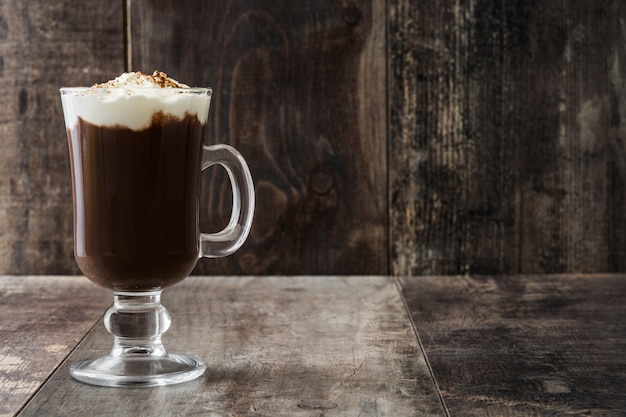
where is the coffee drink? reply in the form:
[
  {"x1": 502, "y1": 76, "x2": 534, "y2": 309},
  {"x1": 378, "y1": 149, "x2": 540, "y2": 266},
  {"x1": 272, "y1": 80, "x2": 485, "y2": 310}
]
[
  {"x1": 61, "y1": 72, "x2": 254, "y2": 388},
  {"x1": 62, "y1": 71, "x2": 211, "y2": 291},
  {"x1": 67, "y1": 115, "x2": 204, "y2": 290}
]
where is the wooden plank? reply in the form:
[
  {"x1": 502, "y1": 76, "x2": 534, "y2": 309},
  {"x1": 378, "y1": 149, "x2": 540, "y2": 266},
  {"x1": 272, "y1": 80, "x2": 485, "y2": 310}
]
[
  {"x1": 0, "y1": 0, "x2": 125, "y2": 275},
  {"x1": 400, "y1": 274, "x2": 626, "y2": 416},
  {"x1": 129, "y1": 0, "x2": 388, "y2": 275},
  {"x1": 19, "y1": 276, "x2": 446, "y2": 416},
  {"x1": 0, "y1": 276, "x2": 109, "y2": 417},
  {"x1": 390, "y1": 0, "x2": 626, "y2": 275}
]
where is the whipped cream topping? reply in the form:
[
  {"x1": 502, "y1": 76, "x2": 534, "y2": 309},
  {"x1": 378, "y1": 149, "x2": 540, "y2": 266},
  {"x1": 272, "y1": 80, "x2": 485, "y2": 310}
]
[
  {"x1": 61, "y1": 71, "x2": 211, "y2": 131},
  {"x1": 93, "y1": 70, "x2": 190, "y2": 88}
]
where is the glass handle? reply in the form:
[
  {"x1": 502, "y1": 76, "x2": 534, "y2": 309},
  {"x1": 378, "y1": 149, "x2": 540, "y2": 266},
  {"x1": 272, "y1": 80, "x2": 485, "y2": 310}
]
[{"x1": 200, "y1": 144, "x2": 255, "y2": 258}]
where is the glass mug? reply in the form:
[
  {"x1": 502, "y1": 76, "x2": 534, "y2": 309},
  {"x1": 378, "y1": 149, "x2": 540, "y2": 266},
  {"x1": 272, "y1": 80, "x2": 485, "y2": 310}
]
[{"x1": 60, "y1": 86, "x2": 254, "y2": 387}]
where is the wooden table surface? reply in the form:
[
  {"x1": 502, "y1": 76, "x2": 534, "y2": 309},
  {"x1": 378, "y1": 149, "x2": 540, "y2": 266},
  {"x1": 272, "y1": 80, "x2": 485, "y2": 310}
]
[{"x1": 1, "y1": 275, "x2": 625, "y2": 416}]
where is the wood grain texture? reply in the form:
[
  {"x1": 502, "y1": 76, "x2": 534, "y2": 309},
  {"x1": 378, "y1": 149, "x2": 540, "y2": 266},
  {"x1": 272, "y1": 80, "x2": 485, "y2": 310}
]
[
  {"x1": 5, "y1": 0, "x2": 626, "y2": 276},
  {"x1": 400, "y1": 274, "x2": 626, "y2": 416},
  {"x1": 390, "y1": 0, "x2": 626, "y2": 275},
  {"x1": 129, "y1": 0, "x2": 388, "y2": 275},
  {"x1": 19, "y1": 276, "x2": 446, "y2": 417},
  {"x1": 0, "y1": 0, "x2": 125, "y2": 275},
  {"x1": 0, "y1": 276, "x2": 109, "y2": 417}
]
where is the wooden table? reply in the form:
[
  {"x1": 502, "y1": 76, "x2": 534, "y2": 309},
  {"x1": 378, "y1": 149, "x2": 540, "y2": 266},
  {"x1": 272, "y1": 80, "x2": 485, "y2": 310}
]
[{"x1": 1, "y1": 275, "x2": 625, "y2": 416}]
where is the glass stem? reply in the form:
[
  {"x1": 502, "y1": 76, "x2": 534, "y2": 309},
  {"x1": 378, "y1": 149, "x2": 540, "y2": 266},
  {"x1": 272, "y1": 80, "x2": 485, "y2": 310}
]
[{"x1": 104, "y1": 291, "x2": 171, "y2": 358}]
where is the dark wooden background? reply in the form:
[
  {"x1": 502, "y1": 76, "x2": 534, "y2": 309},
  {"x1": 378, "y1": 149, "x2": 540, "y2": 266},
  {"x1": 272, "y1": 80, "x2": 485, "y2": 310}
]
[{"x1": 1, "y1": 0, "x2": 625, "y2": 276}]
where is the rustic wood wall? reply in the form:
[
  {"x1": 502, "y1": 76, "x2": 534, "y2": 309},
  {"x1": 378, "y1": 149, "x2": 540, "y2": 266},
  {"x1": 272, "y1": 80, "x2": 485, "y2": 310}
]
[
  {"x1": 128, "y1": 0, "x2": 387, "y2": 275},
  {"x1": 1, "y1": 0, "x2": 625, "y2": 276},
  {"x1": 0, "y1": 1, "x2": 124, "y2": 274},
  {"x1": 390, "y1": 0, "x2": 626, "y2": 275}
]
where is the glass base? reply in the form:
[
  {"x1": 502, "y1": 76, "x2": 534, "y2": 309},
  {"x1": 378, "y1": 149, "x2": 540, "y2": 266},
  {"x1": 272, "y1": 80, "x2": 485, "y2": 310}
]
[
  {"x1": 70, "y1": 353, "x2": 205, "y2": 387},
  {"x1": 70, "y1": 290, "x2": 205, "y2": 387}
]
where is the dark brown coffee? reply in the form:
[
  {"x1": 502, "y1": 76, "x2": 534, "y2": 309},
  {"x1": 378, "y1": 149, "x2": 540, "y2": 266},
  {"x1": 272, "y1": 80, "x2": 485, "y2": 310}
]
[{"x1": 67, "y1": 114, "x2": 205, "y2": 291}]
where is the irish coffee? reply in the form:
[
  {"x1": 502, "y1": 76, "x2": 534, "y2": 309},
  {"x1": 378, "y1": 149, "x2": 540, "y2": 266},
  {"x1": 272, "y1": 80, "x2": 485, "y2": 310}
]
[
  {"x1": 61, "y1": 71, "x2": 212, "y2": 291},
  {"x1": 60, "y1": 71, "x2": 254, "y2": 387}
]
